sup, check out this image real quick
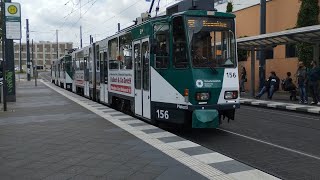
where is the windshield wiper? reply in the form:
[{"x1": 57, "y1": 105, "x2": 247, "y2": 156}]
[{"x1": 195, "y1": 60, "x2": 218, "y2": 74}]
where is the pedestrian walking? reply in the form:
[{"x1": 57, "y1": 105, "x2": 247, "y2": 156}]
[
  {"x1": 255, "y1": 71, "x2": 280, "y2": 99},
  {"x1": 308, "y1": 61, "x2": 320, "y2": 105},
  {"x1": 240, "y1": 67, "x2": 247, "y2": 92},
  {"x1": 296, "y1": 61, "x2": 308, "y2": 104}
]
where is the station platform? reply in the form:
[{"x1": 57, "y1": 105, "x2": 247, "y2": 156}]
[
  {"x1": 0, "y1": 80, "x2": 280, "y2": 180},
  {"x1": 240, "y1": 92, "x2": 320, "y2": 115}
]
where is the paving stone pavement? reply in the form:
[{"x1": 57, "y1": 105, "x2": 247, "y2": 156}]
[{"x1": 0, "y1": 80, "x2": 281, "y2": 180}]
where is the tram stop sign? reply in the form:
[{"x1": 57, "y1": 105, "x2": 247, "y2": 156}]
[{"x1": 5, "y1": 2, "x2": 21, "y2": 40}]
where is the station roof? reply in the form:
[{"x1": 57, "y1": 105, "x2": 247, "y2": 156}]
[{"x1": 237, "y1": 25, "x2": 320, "y2": 50}]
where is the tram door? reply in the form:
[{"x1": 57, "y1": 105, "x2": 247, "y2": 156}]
[{"x1": 134, "y1": 38, "x2": 151, "y2": 119}]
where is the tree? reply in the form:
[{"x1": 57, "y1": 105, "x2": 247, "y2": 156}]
[
  {"x1": 296, "y1": 0, "x2": 319, "y2": 67},
  {"x1": 226, "y1": 1, "x2": 233, "y2": 13}
]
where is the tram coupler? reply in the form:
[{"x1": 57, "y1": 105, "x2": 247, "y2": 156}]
[{"x1": 219, "y1": 110, "x2": 235, "y2": 123}]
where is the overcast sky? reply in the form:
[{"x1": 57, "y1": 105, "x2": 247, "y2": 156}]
[{"x1": 14, "y1": 0, "x2": 180, "y2": 48}]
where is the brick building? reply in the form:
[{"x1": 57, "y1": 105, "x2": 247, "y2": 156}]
[
  {"x1": 215, "y1": 0, "x2": 320, "y2": 90},
  {"x1": 0, "y1": 41, "x2": 73, "y2": 71}
]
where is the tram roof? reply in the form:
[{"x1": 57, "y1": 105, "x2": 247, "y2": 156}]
[{"x1": 237, "y1": 25, "x2": 320, "y2": 50}]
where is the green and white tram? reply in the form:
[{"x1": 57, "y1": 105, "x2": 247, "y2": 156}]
[
  {"x1": 51, "y1": 54, "x2": 73, "y2": 90},
  {"x1": 67, "y1": 1, "x2": 240, "y2": 128}
]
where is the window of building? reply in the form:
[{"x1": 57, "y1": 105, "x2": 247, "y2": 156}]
[
  {"x1": 256, "y1": 49, "x2": 274, "y2": 60},
  {"x1": 108, "y1": 37, "x2": 119, "y2": 70},
  {"x1": 285, "y1": 44, "x2": 297, "y2": 58},
  {"x1": 119, "y1": 33, "x2": 133, "y2": 70},
  {"x1": 172, "y1": 16, "x2": 188, "y2": 68},
  {"x1": 154, "y1": 23, "x2": 169, "y2": 69}
]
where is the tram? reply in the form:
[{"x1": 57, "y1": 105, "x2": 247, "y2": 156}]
[{"x1": 54, "y1": 0, "x2": 240, "y2": 128}]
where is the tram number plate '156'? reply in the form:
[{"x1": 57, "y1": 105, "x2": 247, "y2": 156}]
[
  {"x1": 156, "y1": 110, "x2": 169, "y2": 119},
  {"x1": 226, "y1": 72, "x2": 237, "y2": 78}
]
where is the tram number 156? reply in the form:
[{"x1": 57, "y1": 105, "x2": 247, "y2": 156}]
[{"x1": 156, "y1": 110, "x2": 169, "y2": 119}]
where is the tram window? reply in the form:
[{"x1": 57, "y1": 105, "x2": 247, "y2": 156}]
[
  {"x1": 119, "y1": 33, "x2": 133, "y2": 70},
  {"x1": 108, "y1": 37, "x2": 119, "y2": 70},
  {"x1": 172, "y1": 17, "x2": 188, "y2": 69},
  {"x1": 79, "y1": 58, "x2": 84, "y2": 70},
  {"x1": 134, "y1": 44, "x2": 141, "y2": 90},
  {"x1": 154, "y1": 24, "x2": 169, "y2": 69},
  {"x1": 100, "y1": 53, "x2": 104, "y2": 82},
  {"x1": 96, "y1": 45, "x2": 100, "y2": 71},
  {"x1": 142, "y1": 41, "x2": 150, "y2": 91},
  {"x1": 104, "y1": 52, "x2": 108, "y2": 83}
]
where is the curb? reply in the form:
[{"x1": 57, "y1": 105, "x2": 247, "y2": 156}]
[{"x1": 240, "y1": 98, "x2": 320, "y2": 115}]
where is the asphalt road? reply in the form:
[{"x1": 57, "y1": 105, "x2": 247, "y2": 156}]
[
  {"x1": 40, "y1": 72, "x2": 320, "y2": 180},
  {"x1": 169, "y1": 106, "x2": 320, "y2": 180}
]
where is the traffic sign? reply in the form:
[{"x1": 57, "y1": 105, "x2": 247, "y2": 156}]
[{"x1": 5, "y1": 2, "x2": 21, "y2": 40}]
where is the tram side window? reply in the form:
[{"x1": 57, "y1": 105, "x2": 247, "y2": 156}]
[
  {"x1": 79, "y1": 58, "x2": 84, "y2": 70},
  {"x1": 154, "y1": 24, "x2": 169, "y2": 69},
  {"x1": 100, "y1": 52, "x2": 104, "y2": 83},
  {"x1": 96, "y1": 45, "x2": 100, "y2": 71},
  {"x1": 104, "y1": 52, "x2": 108, "y2": 83},
  {"x1": 172, "y1": 17, "x2": 188, "y2": 68},
  {"x1": 142, "y1": 41, "x2": 150, "y2": 91},
  {"x1": 134, "y1": 44, "x2": 141, "y2": 90},
  {"x1": 108, "y1": 37, "x2": 119, "y2": 70},
  {"x1": 119, "y1": 33, "x2": 133, "y2": 70}
]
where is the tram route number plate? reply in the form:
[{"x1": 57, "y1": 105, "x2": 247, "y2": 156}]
[{"x1": 156, "y1": 110, "x2": 169, "y2": 120}]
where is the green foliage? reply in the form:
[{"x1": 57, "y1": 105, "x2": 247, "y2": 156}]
[
  {"x1": 297, "y1": 0, "x2": 319, "y2": 28},
  {"x1": 296, "y1": 43, "x2": 313, "y2": 66},
  {"x1": 296, "y1": 0, "x2": 319, "y2": 66},
  {"x1": 226, "y1": 2, "x2": 233, "y2": 13}
]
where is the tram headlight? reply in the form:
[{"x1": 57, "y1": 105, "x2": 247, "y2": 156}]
[
  {"x1": 196, "y1": 92, "x2": 210, "y2": 101},
  {"x1": 224, "y1": 91, "x2": 238, "y2": 100}
]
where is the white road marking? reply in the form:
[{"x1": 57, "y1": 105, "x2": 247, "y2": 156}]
[
  {"x1": 193, "y1": 152, "x2": 233, "y2": 164},
  {"x1": 218, "y1": 128, "x2": 320, "y2": 161},
  {"x1": 229, "y1": 169, "x2": 281, "y2": 180},
  {"x1": 149, "y1": 132, "x2": 176, "y2": 139},
  {"x1": 166, "y1": 140, "x2": 200, "y2": 149}
]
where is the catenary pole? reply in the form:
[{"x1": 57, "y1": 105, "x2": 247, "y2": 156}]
[{"x1": 26, "y1": 19, "x2": 31, "y2": 81}]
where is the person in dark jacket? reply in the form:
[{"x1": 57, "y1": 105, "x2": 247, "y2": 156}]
[
  {"x1": 283, "y1": 72, "x2": 297, "y2": 101},
  {"x1": 308, "y1": 61, "x2": 320, "y2": 105},
  {"x1": 240, "y1": 67, "x2": 247, "y2": 92},
  {"x1": 296, "y1": 61, "x2": 308, "y2": 104},
  {"x1": 255, "y1": 71, "x2": 280, "y2": 99}
]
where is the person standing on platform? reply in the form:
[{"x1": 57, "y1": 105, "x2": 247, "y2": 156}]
[
  {"x1": 308, "y1": 61, "x2": 320, "y2": 105},
  {"x1": 240, "y1": 67, "x2": 247, "y2": 93},
  {"x1": 296, "y1": 61, "x2": 308, "y2": 104}
]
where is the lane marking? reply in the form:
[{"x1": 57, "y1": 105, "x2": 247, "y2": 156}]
[
  {"x1": 218, "y1": 128, "x2": 320, "y2": 161},
  {"x1": 240, "y1": 106, "x2": 320, "y2": 121}
]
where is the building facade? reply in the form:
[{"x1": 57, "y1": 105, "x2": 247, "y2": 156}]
[
  {"x1": 0, "y1": 41, "x2": 73, "y2": 71},
  {"x1": 216, "y1": 0, "x2": 320, "y2": 91}
]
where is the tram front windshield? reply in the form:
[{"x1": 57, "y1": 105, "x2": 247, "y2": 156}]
[{"x1": 187, "y1": 17, "x2": 236, "y2": 68}]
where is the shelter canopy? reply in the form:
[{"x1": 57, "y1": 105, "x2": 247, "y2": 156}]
[{"x1": 237, "y1": 25, "x2": 320, "y2": 50}]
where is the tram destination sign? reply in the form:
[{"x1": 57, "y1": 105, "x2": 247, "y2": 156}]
[
  {"x1": 187, "y1": 18, "x2": 232, "y2": 29},
  {"x1": 5, "y1": 2, "x2": 21, "y2": 40}
]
